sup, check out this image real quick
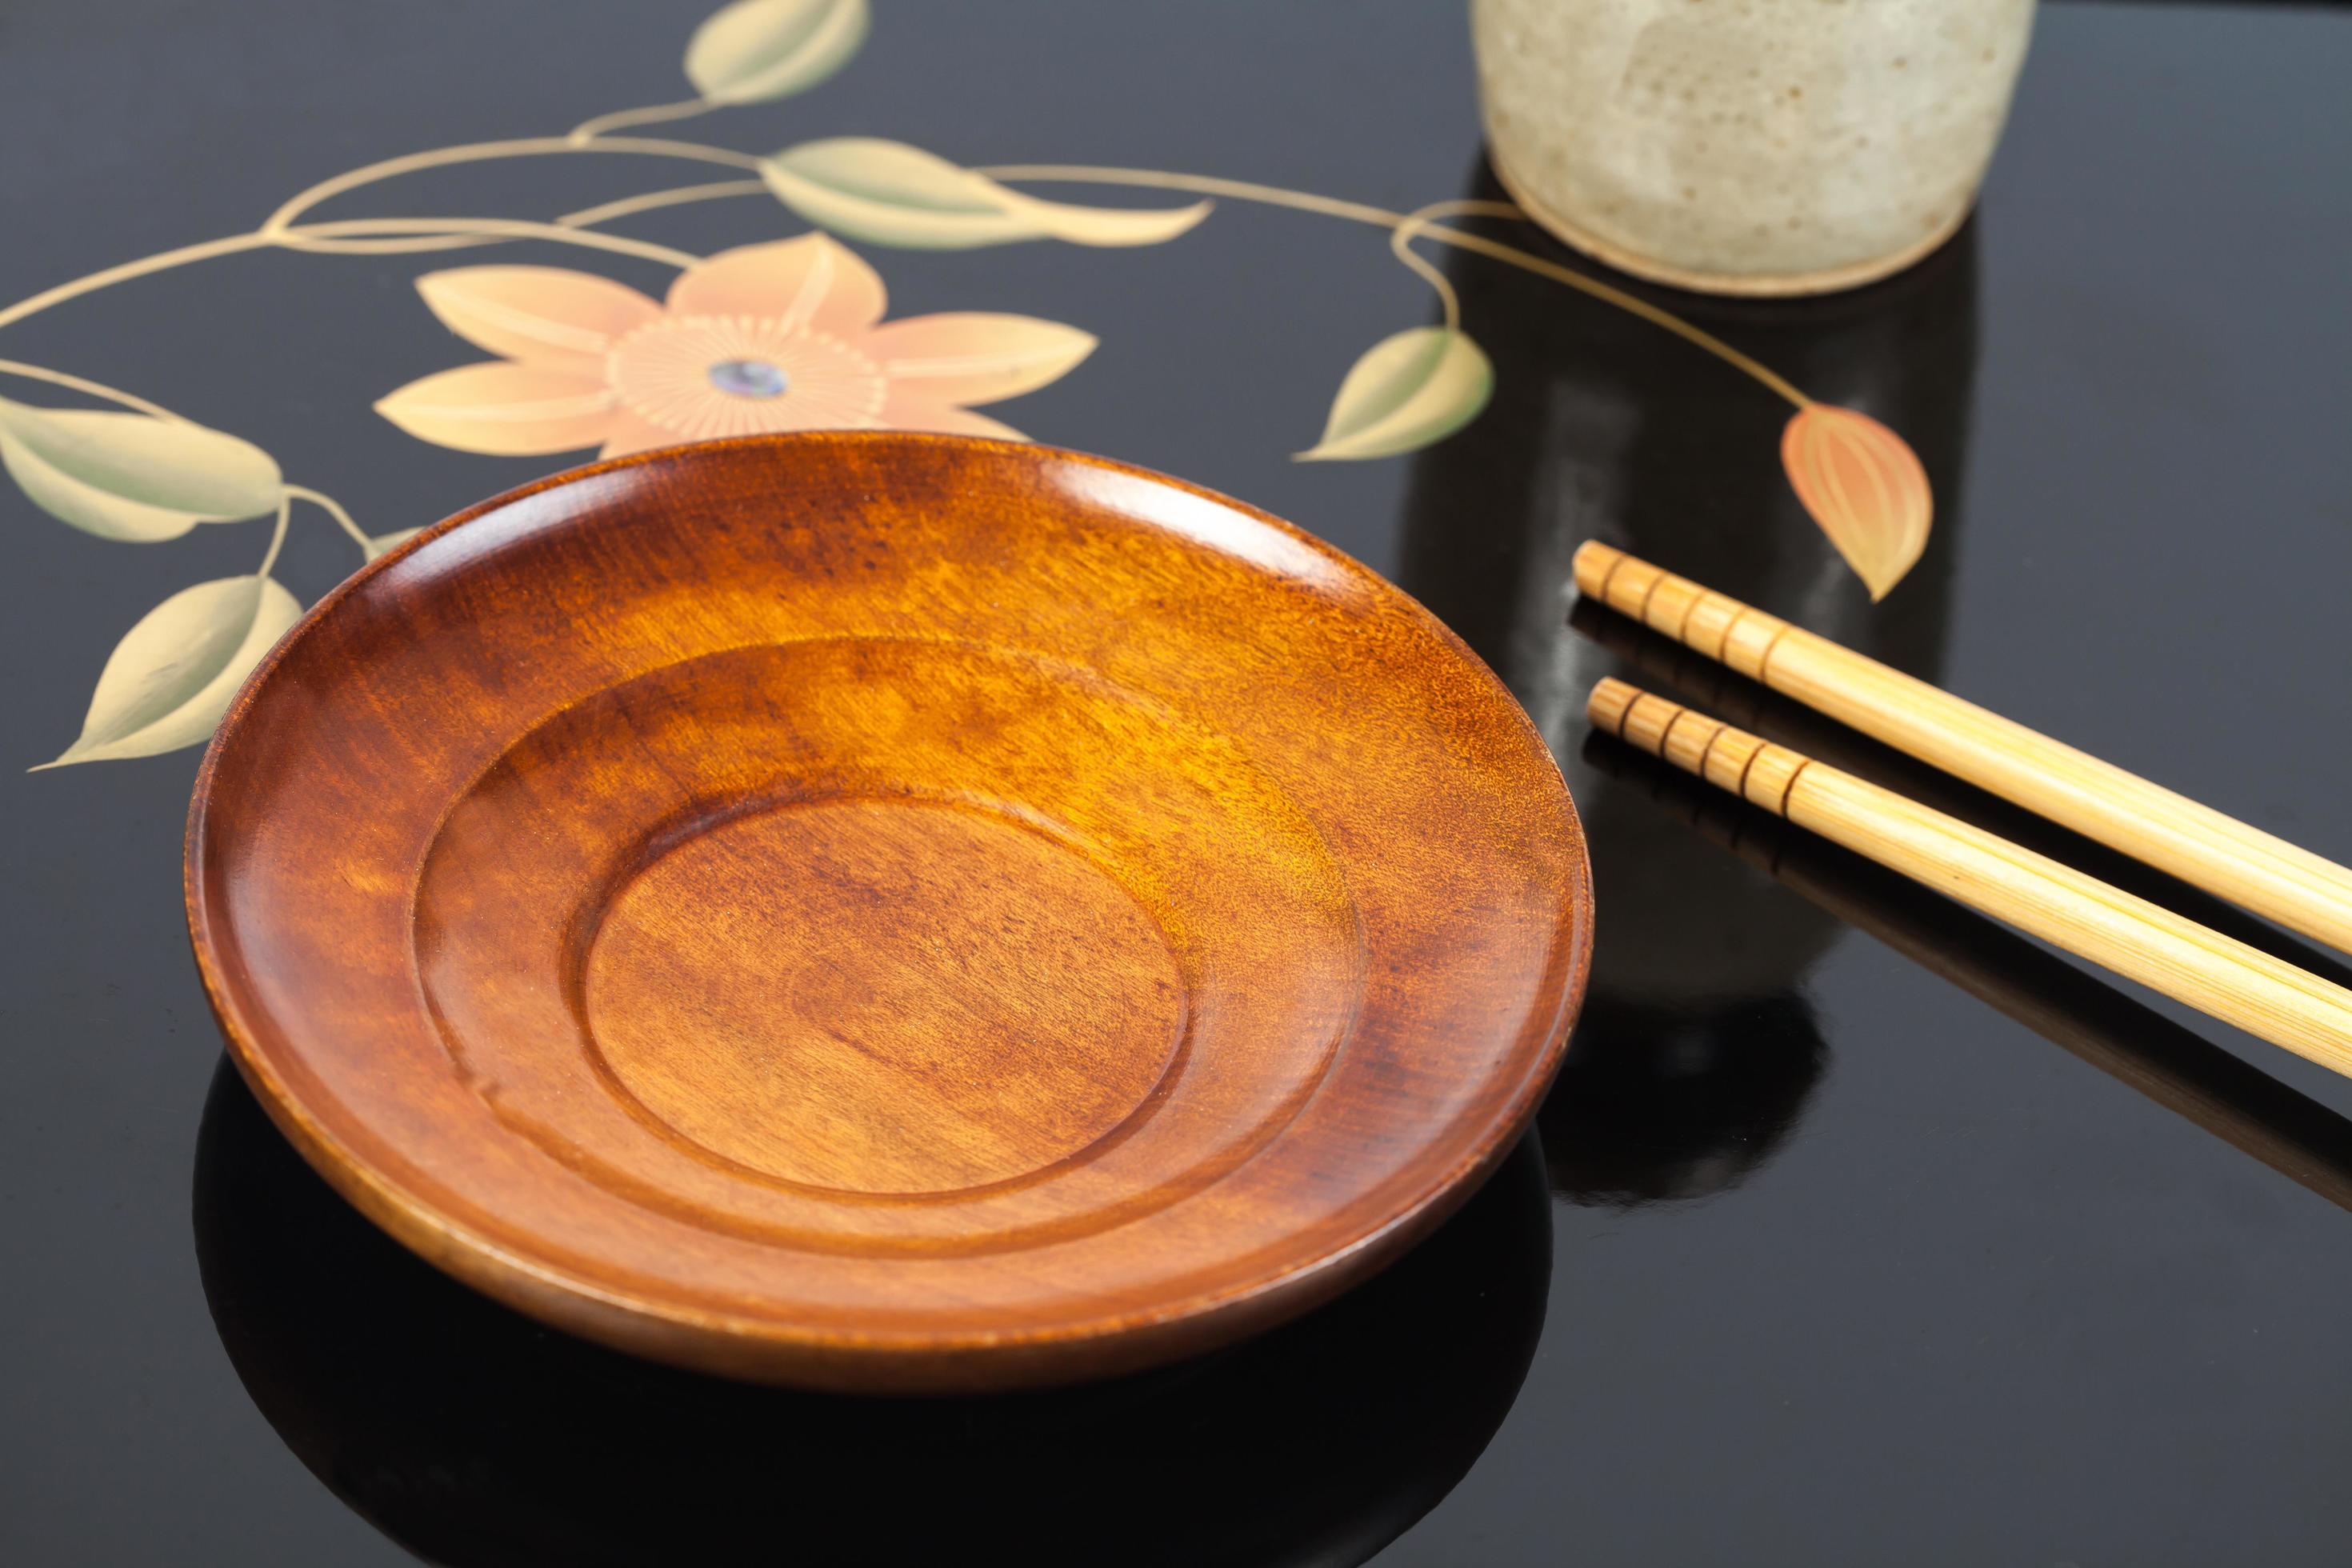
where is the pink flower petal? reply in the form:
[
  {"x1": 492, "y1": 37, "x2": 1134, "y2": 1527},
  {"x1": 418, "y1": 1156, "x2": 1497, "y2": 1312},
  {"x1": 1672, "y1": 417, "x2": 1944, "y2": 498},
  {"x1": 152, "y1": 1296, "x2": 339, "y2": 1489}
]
[
  {"x1": 375, "y1": 362, "x2": 616, "y2": 455},
  {"x1": 599, "y1": 402, "x2": 876, "y2": 458},
  {"x1": 1781, "y1": 404, "x2": 1933, "y2": 600},
  {"x1": 597, "y1": 411, "x2": 689, "y2": 458},
  {"x1": 665, "y1": 234, "x2": 887, "y2": 335},
  {"x1": 862, "y1": 314, "x2": 1095, "y2": 407},
  {"x1": 878, "y1": 396, "x2": 1030, "y2": 442},
  {"x1": 414, "y1": 268, "x2": 660, "y2": 372}
]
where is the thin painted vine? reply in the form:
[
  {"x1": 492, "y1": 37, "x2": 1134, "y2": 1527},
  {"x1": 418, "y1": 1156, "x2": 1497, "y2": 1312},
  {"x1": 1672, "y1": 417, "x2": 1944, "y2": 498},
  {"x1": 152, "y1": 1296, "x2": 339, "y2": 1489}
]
[{"x1": 1, "y1": 0, "x2": 1932, "y2": 770}]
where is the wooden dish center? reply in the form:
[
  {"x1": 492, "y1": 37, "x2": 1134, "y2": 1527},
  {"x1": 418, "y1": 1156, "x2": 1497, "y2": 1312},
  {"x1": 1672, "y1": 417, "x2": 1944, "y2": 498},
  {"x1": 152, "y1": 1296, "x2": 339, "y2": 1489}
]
[{"x1": 582, "y1": 798, "x2": 1186, "y2": 1197}]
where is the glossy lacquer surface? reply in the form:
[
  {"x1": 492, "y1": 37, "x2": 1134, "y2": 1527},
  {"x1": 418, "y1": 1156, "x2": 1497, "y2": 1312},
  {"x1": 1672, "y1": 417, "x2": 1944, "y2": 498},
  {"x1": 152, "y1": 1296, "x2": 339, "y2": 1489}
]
[
  {"x1": 7, "y1": 1, "x2": 2352, "y2": 1563},
  {"x1": 186, "y1": 434, "x2": 1589, "y2": 1391}
]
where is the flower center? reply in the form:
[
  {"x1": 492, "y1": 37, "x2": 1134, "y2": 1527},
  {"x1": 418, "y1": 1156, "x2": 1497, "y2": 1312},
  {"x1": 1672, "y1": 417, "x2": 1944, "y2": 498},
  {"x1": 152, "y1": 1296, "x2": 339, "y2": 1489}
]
[
  {"x1": 707, "y1": 358, "x2": 789, "y2": 399},
  {"x1": 609, "y1": 318, "x2": 886, "y2": 440}
]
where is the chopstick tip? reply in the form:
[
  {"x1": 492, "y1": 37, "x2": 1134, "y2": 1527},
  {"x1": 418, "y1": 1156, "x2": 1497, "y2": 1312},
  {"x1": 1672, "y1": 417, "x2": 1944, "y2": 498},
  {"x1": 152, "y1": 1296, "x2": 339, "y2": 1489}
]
[
  {"x1": 1570, "y1": 538, "x2": 1623, "y2": 599},
  {"x1": 1586, "y1": 677, "x2": 1642, "y2": 733}
]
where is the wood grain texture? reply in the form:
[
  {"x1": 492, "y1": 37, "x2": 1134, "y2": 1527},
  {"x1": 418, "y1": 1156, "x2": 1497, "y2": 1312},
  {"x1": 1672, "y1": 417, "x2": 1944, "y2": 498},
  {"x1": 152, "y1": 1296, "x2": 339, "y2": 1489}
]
[
  {"x1": 1574, "y1": 540, "x2": 2352, "y2": 957},
  {"x1": 184, "y1": 432, "x2": 1592, "y2": 1393},
  {"x1": 1590, "y1": 678, "x2": 2352, "y2": 1083}
]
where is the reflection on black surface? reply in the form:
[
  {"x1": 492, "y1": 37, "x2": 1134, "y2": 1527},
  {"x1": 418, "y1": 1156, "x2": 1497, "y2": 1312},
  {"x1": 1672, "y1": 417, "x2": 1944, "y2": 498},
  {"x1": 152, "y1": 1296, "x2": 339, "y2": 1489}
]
[
  {"x1": 1394, "y1": 163, "x2": 1979, "y2": 1207},
  {"x1": 1540, "y1": 994, "x2": 1827, "y2": 1207},
  {"x1": 193, "y1": 1062, "x2": 1550, "y2": 1568},
  {"x1": 1587, "y1": 734, "x2": 2352, "y2": 1217}
]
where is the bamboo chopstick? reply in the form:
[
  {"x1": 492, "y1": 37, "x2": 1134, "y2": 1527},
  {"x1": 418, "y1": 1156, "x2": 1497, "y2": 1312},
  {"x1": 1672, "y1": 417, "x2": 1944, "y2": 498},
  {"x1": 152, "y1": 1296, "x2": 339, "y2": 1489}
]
[
  {"x1": 1573, "y1": 541, "x2": 2352, "y2": 956},
  {"x1": 1588, "y1": 678, "x2": 2352, "y2": 1083},
  {"x1": 1586, "y1": 735, "x2": 2352, "y2": 1216}
]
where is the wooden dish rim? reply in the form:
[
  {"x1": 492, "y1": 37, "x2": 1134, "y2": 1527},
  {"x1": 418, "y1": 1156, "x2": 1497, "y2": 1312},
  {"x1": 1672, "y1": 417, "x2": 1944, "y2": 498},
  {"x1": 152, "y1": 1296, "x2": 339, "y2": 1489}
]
[{"x1": 183, "y1": 430, "x2": 1594, "y2": 1374}]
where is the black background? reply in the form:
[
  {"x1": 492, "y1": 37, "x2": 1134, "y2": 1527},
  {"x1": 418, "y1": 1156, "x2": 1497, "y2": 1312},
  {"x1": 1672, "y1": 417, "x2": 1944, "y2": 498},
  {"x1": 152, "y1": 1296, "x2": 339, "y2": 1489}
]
[{"x1": 4, "y1": 2, "x2": 2351, "y2": 1562}]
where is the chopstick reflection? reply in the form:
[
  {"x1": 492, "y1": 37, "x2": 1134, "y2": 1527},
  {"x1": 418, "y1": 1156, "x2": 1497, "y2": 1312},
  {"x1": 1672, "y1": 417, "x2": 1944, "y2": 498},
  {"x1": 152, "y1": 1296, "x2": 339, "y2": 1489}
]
[{"x1": 1582, "y1": 733, "x2": 2352, "y2": 1217}]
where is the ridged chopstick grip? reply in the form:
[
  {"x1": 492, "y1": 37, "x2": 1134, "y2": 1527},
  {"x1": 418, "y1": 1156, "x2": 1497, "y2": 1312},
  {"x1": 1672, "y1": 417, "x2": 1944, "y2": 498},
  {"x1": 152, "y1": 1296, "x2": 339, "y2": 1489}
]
[
  {"x1": 1574, "y1": 540, "x2": 2352, "y2": 956},
  {"x1": 1589, "y1": 678, "x2": 2352, "y2": 1082}
]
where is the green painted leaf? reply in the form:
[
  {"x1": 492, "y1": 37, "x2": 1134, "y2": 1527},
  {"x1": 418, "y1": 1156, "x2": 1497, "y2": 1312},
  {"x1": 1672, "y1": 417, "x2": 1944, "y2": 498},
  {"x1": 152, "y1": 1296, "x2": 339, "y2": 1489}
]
[
  {"x1": 1295, "y1": 327, "x2": 1494, "y2": 462},
  {"x1": 762, "y1": 138, "x2": 1210, "y2": 250},
  {"x1": 0, "y1": 398, "x2": 282, "y2": 542},
  {"x1": 35, "y1": 574, "x2": 302, "y2": 768},
  {"x1": 686, "y1": 0, "x2": 868, "y2": 105},
  {"x1": 363, "y1": 526, "x2": 423, "y2": 562}
]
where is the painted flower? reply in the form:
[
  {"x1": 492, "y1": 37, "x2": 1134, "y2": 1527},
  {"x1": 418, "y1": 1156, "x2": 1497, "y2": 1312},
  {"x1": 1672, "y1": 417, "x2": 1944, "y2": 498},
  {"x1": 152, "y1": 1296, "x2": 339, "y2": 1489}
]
[
  {"x1": 375, "y1": 233, "x2": 1095, "y2": 457},
  {"x1": 1780, "y1": 403, "x2": 1932, "y2": 601}
]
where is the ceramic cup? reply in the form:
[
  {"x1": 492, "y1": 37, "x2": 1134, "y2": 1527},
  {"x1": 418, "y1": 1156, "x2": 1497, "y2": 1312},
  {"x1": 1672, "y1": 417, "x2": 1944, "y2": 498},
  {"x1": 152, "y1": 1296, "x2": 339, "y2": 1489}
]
[{"x1": 1471, "y1": 0, "x2": 2034, "y2": 295}]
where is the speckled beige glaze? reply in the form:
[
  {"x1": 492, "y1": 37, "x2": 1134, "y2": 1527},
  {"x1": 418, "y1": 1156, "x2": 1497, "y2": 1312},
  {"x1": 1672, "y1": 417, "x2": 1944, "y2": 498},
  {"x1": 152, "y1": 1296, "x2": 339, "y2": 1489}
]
[{"x1": 1473, "y1": 0, "x2": 2035, "y2": 294}]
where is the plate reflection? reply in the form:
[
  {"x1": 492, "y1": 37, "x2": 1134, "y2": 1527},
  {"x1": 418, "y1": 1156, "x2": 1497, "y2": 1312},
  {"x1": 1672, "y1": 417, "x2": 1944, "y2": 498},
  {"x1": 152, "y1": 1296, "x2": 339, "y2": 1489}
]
[{"x1": 193, "y1": 1061, "x2": 1551, "y2": 1567}]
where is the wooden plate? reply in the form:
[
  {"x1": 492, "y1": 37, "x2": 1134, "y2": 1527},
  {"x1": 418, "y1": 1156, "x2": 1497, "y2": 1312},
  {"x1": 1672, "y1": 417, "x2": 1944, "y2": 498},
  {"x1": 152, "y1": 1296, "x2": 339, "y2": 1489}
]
[{"x1": 186, "y1": 433, "x2": 1591, "y2": 1393}]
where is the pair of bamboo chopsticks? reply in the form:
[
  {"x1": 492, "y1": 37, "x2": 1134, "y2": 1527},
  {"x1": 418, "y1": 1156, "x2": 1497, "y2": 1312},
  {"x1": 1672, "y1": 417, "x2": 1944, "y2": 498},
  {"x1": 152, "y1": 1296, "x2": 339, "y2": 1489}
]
[
  {"x1": 1575, "y1": 541, "x2": 2352, "y2": 1082},
  {"x1": 1585, "y1": 738, "x2": 2352, "y2": 1216}
]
